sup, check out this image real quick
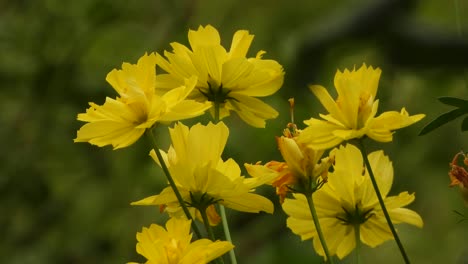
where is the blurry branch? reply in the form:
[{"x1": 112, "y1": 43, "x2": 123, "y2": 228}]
[{"x1": 294, "y1": 0, "x2": 468, "y2": 84}]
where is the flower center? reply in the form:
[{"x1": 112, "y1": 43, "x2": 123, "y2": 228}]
[
  {"x1": 199, "y1": 82, "x2": 232, "y2": 104},
  {"x1": 188, "y1": 192, "x2": 222, "y2": 209},
  {"x1": 336, "y1": 202, "x2": 374, "y2": 226}
]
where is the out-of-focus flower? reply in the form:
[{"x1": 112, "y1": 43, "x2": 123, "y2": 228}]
[
  {"x1": 74, "y1": 53, "x2": 210, "y2": 149},
  {"x1": 298, "y1": 64, "x2": 425, "y2": 150},
  {"x1": 132, "y1": 122, "x2": 275, "y2": 224},
  {"x1": 283, "y1": 144, "x2": 423, "y2": 259},
  {"x1": 246, "y1": 125, "x2": 332, "y2": 203},
  {"x1": 448, "y1": 151, "x2": 468, "y2": 205},
  {"x1": 128, "y1": 217, "x2": 233, "y2": 264},
  {"x1": 154, "y1": 25, "x2": 284, "y2": 127}
]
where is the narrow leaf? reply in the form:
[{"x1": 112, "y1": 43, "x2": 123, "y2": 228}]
[
  {"x1": 419, "y1": 108, "x2": 467, "y2": 135},
  {"x1": 438, "y1": 96, "x2": 468, "y2": 108}
]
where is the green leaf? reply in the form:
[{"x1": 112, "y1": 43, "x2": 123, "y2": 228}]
[
  {"x1": 419, "y1": 108, "x2": 468, "y2": 135},
  {"x1": 438, "y1": 96, "x2": 468, "y2": 108},
  {"x1": 462, "y1": 116, "x2": 468, "y2": 132}
]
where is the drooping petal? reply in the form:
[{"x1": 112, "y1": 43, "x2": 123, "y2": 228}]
[
  {"x1": 298, "y1": 119, "x2": 345, "y2": 150},
  {"x1": 227, "y1": 94, "x2": 279, "y2": 128},
  {"x1": 222, "y1": 193, "x2": 274, "y2": 213}
]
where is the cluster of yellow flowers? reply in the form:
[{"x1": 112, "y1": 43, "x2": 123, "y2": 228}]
[{"x1": 75, "y1": 25, "x2": 426, "y2": 263}]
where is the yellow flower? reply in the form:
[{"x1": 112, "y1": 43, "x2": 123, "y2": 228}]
[
  {"x1": 74, "y1": 53, "x2": 210, "y2": 149},
  {"x1": 282, "y1": 144, "x2": 423, "y2": 259},
  {"x1": 132, "y1": 122, "x2": 275, "y2": 223},
  {"x1": 245, "y1": 126, "x2": 332, "y2": 203},
  {"x1": 155, "y1": 25, "x2": 284, "y2": 127},
  {"x1": 298, "y1": 64, "x2": 425, "y2": 150},
  {"x1": 129, "y1": 217, "x2": 233, "y2": 264}
]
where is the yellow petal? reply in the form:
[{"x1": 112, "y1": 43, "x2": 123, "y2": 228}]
[
  {"x1": 368, "y1": 108, "x2": 425, "y2": 142},
  {"x1": 360, "y1": 217, "x2": 393, "y2": 247},
  {"x1": 335, "y1": 228, "x2": 356, "y2": 259},
  {"x1": 277, "y1": 136, "x2": 304, "y2": 178},
  {"x1": 221, "y1": 57, "x2": 255, "y2": 88},
  {"x1": 328, "y1": 144, "x2": 363, "y2": 206},
  {"x1": 388, "y1": 207, "x2": 423, "y2": 228},
  {"x1": 160, "y1": 100, "x2": 211, "y2": 123},
  {"x1": 228, "y1": 29, "x2": 254, "y2": 59},
  {"x1": 366, "y1": 150, "x2": 393, "y2": 198},
  {"x1": 234, "y1": 58, "x2": 284, "y2": 97},
  {"x1": 244, "y1": 163, "x2": 280, "y2": 188},
  {"x1": 188, "y1": 40, "x2": 227, "y2": 87},
  {"x1": 228, "y1": 94, "x2": 279, "y2": 128},
  {"x1": 186, "y1": 122, "x2": 229, "y2": 167},
  {"x1": 131, "y1": 187, "x2": 179, "y2": 206},
  {"x1": 298, "y1": 118, "x2": 344, "y2": 150},
  {"x1": 188, "y1": 25, "x2": 221, "y2": 49},
  {"x1": 222, "y1": 193, "x2": 274, "y2": 213},
  {"x1": 309, "y1": 85, "x2": 346, "y2": 126}
]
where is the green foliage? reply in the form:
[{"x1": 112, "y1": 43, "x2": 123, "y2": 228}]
[{"x1": 419, "y1": 97, "x2": 468, "y2": 135}]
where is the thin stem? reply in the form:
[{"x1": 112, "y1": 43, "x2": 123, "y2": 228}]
[
  {"x1": 219, "y1": 205, "x2": 237, "y2": 264},
  {"x1": 200, "y1": 206, "x2": 225, "y2": 264},
  {"x1": 357, "y1": 139, "x2": 410, "y2": 264},
  {"x1": 214, "y1": 101, "x2": 220, "y2": 122},
  {"x1": 306, "y1": 193, "x2": 335, "y2": 264},
  {"x1": 146, "y1": 129, "x2": 202, "y2": 239},
  {"x1": 354, "y1": 224, "x2": 361, "y2": 264},
  {"x1": 212, "y1": 101, "x2": 237, "y2": 264}
]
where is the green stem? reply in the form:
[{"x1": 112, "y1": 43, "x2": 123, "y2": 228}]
[
  {"x1": 219, "y1": 205, "x2": 237, "y2": 264},
  {"x1": 354, "y1": 224, "x2": 361, "y2": 264},
  {"x1": 306, "y1": 193, "x2": 335, "y2": 264},
  {"x1": 146, "y1": 129, "x2": 202, "y2": 239},
  {"x1": 214, "y1": 101, "x2": 220, "y2": 122},
  {"x1": 212, "y1": 101, "x2": 237, "y2": 264},
  {"x1": 357, "y1": 139, "x2": 410, "y2": 264},
  {"x1": 200, "y1": 206, "x2": 225, "y2": 264}
]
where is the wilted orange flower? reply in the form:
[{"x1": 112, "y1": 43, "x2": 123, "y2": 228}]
[{"x1": 449, "y1": 151, "x2": 468, "y2": 205}]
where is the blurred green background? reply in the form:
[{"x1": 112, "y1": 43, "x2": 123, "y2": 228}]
[{"x1": 1, "y1": 0, "x2": 468, "y2": 263}]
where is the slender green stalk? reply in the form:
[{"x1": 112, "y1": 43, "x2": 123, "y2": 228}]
[
  {"x1": 354, "y1": 224, "x2": 361, "y2": 264},
  {"x1": 214, "y1": 101, "x2": 220, "y2": 122},
  {"x1": 305, "y1": 193, "x2": 335, "y2": 264},
  {"x1": 213, "y1": 100, "x2": 238, "y2": 264},
  {"x1": 219, "y1": 205, "x2": 237, "y2": 264},
  {"x1": 357, "y1": 139, "x2": 410, "y2": 264},
  {"x1": 200, "y1": 206, "x2": 225, "y2": 264},
  {"x1": 146, "y1": 129, "x2": 202, "y2": 239}
]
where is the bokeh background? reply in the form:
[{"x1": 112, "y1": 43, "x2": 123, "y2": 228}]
[{"x1": 1, "y1": 0, "x2": 468, "y2": 263}]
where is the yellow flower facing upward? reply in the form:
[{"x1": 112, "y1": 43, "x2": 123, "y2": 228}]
[
  {"x1": 155, "y1": 25, "x2": 284, "y2": 127},
  {"x1": 246, "y1": 125, "x2": 332, "y2": 203},
  {"x1": 298, "y1": 64, "x2": 425, "y2": 150},
  {"x1": 128, "y1": 217, "x2": 233, "y2": 264},
  {"x1": 132, "y1": 122, "x2": 275, "y2": 224},
  {"x1": 282, "y1": 144, "x2": 423, "y2": 259},
  {"x1": 74, "y1": 53, "x2": 210, "y2": 149}
]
